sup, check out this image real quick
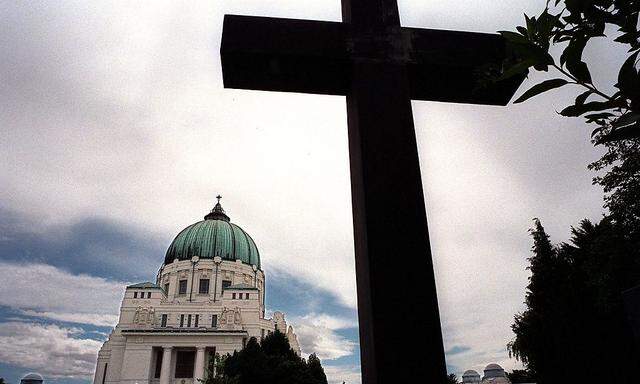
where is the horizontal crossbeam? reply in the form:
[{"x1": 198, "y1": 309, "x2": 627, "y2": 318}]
[{"x1": 221, "y1": 15, "x2": 525, "y2": 105}]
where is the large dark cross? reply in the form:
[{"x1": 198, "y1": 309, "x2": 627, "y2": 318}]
[{"x1": 220, "y1": 1, "x2": 524, "y2": 383}]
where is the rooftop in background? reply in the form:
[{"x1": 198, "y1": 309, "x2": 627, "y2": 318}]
[
  {"x1": 21, "y1": 373, "x2": 44, "y2": 384},
  {"x1": 126, "y1": 282, "x2": 162, "y2": 289},
  {"x1": 226, "y1": 283, "x2": 259, "y2": 290}
]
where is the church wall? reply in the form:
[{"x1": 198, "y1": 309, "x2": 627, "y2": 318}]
[
  {"x1": 166, "y1": 273, "x2": 178, "y2": 302},
  {"x1": 103, "y1": 337, "x2": 126, "y2": 384},
  {"x1": 93, "y1": 361, "x2": 107, "y2": 384},
  {"x1": 93, "y1": 344, "x2": 112, "y2": 384},
  {"x1": 94, "y1": 255, "x2": 299, "y2": 383},
  {"x1": 158, "y1": 259, "x2": 265, "y2": 307},
  {"x1": 119, "y1": 333, "x2": 246, "y2": 351},
  {"x1": 119, "y1": 287, "x2": 164, "y2": 326},
  {"x1": 119, "y1": 343, "x2": 153, "y2": 384}
]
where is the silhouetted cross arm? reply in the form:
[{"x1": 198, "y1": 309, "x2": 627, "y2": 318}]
[
  {"x1": 221, "y1": 15, "x2": 521, "y2": 104},
  {"x1": 220, "y1": 1, "x2": 524, "y2": 383}
]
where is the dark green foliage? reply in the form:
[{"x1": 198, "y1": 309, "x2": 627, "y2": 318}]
[
  {"x1": 506, "y1": 369, "x2": 536, "y2": 383},
  {"x1": 509, "y1": 218, "x2": 640, "y2": 383},
  {"x1": 513, "y1": 78, "x2": 568, "y2": 103},
  {"x1": 208, "y1": 330, "x2": 328, "y2": 384},
  {"x1": 504, "y1": 5, "x2": 640, "y2": 379},
  {"x1": 261, "y1": 329, "x2": 299, "y2": 360},
  {"x1": 508, "y1": 66, "x2": 640, "y2": 380},
  {"x1": 307, "y1": 354, "x2": 328, "y2": 384},
  {"x1": 200, "y1": 353, "x2": 238, "y2": 384},
  {"x1": 225, "y1": 338, "x2": 269, "y2": 384},
  {"x1": 0, "y1": 378, "x2": 5, "y2": 384},
  {"x1": 445, "y1": 373, "x2": 460, "y2": 384},
  {"x1": 498, "y1": 0, "x2": 640, "y2": 143},
  {"x1": 200, "y1": 354, "x2": 216, "y2": 384},
  {"x1": 589, "y1": 139, "x2": 640, "y2": 235}
]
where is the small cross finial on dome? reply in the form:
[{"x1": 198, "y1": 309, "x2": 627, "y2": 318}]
[{"x1": 205, "y1": 194, "x2": 230, "y2": 221}]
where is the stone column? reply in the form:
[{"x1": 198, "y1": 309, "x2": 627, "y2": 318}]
[
  {"x1": 159, "y1": 346, "x2": 173, "y2": 384},
  {"x1": 194, "y1": 347, "x2": 206, "y2": 382}
]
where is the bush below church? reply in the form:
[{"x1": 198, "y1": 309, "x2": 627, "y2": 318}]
[{"x1": 201, "y1": 329, "x2": 328, "y2": 384}]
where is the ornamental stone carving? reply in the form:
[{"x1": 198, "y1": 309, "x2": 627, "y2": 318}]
[
  {"x1": 218, "y1": 307, "x2": 243, "y2": 330},
  {"x1": 219, "y1": 308, "x2": 228, "y2": 325},
  {"x1": 133, "y1": 306, "x2": 155, "y2": 326},
  {"x1": 234, "y1": 307, "x2": 242, "y2": 324}
]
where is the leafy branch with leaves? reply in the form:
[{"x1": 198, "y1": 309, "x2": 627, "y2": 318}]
[{"x1": 498, "y1": 0, "x2": 640, "y2": 143}]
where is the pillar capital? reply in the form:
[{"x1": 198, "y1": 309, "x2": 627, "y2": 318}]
[
  {"x1": 196, "y1": 346, "x2": 207, "y2": 351},
  {"x1": 162, "y1": 345, "x2": 173, "y2": 351}
]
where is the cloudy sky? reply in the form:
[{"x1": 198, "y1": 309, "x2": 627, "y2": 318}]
[{"x1": 0, "y1": 1, "x2": 626, "y2": 383}]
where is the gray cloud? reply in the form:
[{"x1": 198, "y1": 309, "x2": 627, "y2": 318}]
[
  {"x1": 0, "y1": 208, "x2": 164, "y2": 281},
  {"x1": 0, "y1": 261, "x2": 125, "y2": 327}
]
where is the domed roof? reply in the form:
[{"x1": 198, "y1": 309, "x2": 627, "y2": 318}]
[
  {"x1": 483, "y1": 363, "x2": 506, "y2": 378},
  {"x1": 164, "y1": 197, "x2": 260, "y2": 268},
  {"x1": 462, "y1": 370, "x2": 481, "y2": 383},
  {"x1": 21, "y1": 373, "x2": 43, "y2": 383}
]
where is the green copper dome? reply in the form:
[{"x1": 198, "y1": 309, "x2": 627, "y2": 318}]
[{"x1": 164, "y1": 198, "x2": 260, "y2": 268}]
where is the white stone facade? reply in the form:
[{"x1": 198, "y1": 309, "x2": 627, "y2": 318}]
[{"x1": 93, "y1": 258, "x2": 300, "y2": 384}]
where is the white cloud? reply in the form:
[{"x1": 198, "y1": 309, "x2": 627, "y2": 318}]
[
  {"x1": 297, "y1": 313, "x2": 358, "y2": 330},
  {"x1": 323, "y1": 365, "x2": 362, "y2": 384},
  {"x1": 0, "y1": 261, "x2": 125, "y2": 327},
  {"x1": 20, "y1": 310, "x2": 120, "y2": 328},
  {"x1": 0, "y1": 321, "x2": 102, "y2": 378},
  {"x1": 290, "y1": 313, "x2": 358, "y2": 361}
]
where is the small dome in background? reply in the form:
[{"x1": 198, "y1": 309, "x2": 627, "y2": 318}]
[
  {"x1": 483, "y1": 363, "x2": 507, "y2": 379},
  {"x1": 21, "y1": 373, "x2": 44, "y2": 384},
  {"x1": 462, "y1": 369, "x2": 481, "y2": 383}
]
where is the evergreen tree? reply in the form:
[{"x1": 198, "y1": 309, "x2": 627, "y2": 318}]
[
  {"x1": 213, "y1": 330, "x2": 328, "y2": 384},
  {"x1": 445, "y1": 373, "x2": 459, "y2": 384},
  {"x1": 499, "y1": 4, "x2": 640, "y2": 378},
  {"x1": 509, "y1": 218, "x2": 640, "y2": 383},
  {"x1": 200, "y1": 353, "x2": 238, "y2": 384},
  {"x1": 225, "y1": 337, "x2": 269, "y2": 384},
  {"x1": 307, "y1": 354, "x2": 328, "y2": 384},
  {"x1": 589, "y1": 139, "x2": 640, "y2": 237},
  {"x1": 506, "y1": 369, "x2": 536, "y2": 383},
  {"x1": 200, "y1": 354, "x2": 217, "y2": 384},
  {"x1": 261, "y1": 329, "x2": 299, "y2": 361},
  {"x1": 508, "y1": 219, "x2": 570, "y2": 379}
]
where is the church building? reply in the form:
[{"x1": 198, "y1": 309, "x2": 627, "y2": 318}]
[{"x1": 93, "y1": 198, "x2": 301, "y2": 384}]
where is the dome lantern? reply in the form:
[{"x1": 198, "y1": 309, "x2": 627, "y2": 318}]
[
  {"x1": 165, "y1": 197, "x2": 260, "y2": 268},
  {"x1": 204, "y1": 195, "x2": 230, "y2": 222}
]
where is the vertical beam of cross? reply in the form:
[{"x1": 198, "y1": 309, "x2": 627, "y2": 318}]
[
  {"x1": 220, "y1": 0, "x2": 526, "y2": 381},
  {"x1": 342, "y1": 0, "x2": 400, "y2": 28},
  {"x1": 343, "y1": 1, "x2": 446, "y2": 383}
]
